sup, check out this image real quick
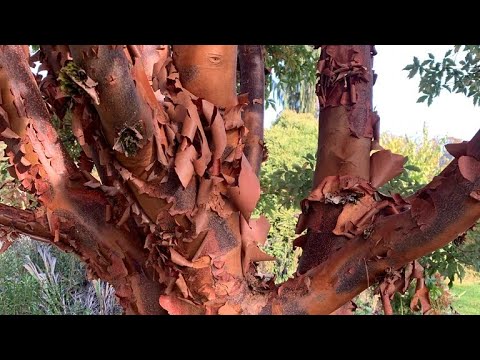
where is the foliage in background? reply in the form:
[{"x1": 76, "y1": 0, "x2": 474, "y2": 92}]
[
  {"x1": 0, "y1": 239, "x2": 43, "y2": 314},
  {"x1": 258, "y1": 110, "x2": 318, "y2": 214},
  {"x1": 256, "y1": 110, "x2": 317, "y2": 282},
  {"x1": 264, "y1": 46, "x2": 319, "y2": 114},
  {"x1": 379, "y1": 123, "x2": 445, "y2": 196},
  {"x1": 404, "y1": 45, "x2": 480, "y2": 106},
  {"x1": 449, "y1": 270, "x2": 480, "y2": 315}
]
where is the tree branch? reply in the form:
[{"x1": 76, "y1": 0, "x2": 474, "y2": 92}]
[
  {"x1": 0, "y1": 203, "x2": 53, "y2": 252},
  {"x1": 297, "y1": 45, "x2": 379, "y2": 274},
  {"x1": 265, "y1": 129, "x2": 480, "y2": 314},
  {"x1": 173, "y1": 45, "x2": 238, "y2": 108},
  {"x1": 238, "y1": 45, "x2": 265, "y2": 176},
  {"x1": 0, "y1": 45, "x2": 78, "y2": 196},
  {"x1": 1, "y1": 46, "x2": 165, "y2": 314},
  {"x1": 69, "y1": 45, "x2": 174, "y2": 222}
]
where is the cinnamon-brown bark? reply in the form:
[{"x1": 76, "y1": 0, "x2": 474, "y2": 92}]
[
  {"x1": 1, "y1": 44, "x2": 478, "y2": 316},
  {"x1": 0, "y1": 45, "x2": 164, "y2": 314},
  {"x1": 0, "y1": 204, "x2": 53, "y2": 251},
  {"x1": 265, "y1": 144, "x2": 480, "y2": 313},
  {"x1": 297, "y1": 46, "x2": 377, "y2": 274}
]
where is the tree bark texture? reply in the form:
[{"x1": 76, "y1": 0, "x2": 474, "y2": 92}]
[{"x1": 0, "y1": 44, "x2": 478, "y2": 315}]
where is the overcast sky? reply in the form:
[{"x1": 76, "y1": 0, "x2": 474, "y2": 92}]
[{"x1": 265, "y1": 45, "x2": 480, "y2": 141}]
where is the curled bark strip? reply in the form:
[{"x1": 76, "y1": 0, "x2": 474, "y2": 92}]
[
  {"x1": 409, "y1": 261, "x2": 432, "y2": 314},
  {"x1": 316, "y1": 45, "x2": 374, "y2": 139},
  {"x1": 37, "y1": 45, "x2": 72, "y2": 119},
  {"x1": 369, "y1": 149, "x2": 406, "y2": 188}
]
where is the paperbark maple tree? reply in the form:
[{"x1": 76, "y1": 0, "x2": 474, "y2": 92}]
[{"x1": 0, "y1": 44, "x2": 478, "y2": 315}]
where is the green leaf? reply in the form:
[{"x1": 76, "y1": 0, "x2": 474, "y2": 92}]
[
  {"x1": 408, "y1": 68, "x2": 418, "y2": 79},
  {"x1": 417, "y1": 95, "x2": 428, "y2": 103},
  {"x1": 405, "y1": 164, "x2": 421, "y2": 172}
]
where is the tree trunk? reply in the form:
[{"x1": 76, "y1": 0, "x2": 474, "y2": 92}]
[
  {"x1": 297, "y1": 45, "x2": 375, "y2": 274},
  {"x1": 1, "y1": 44, "x2": 479, "y2": 315}
]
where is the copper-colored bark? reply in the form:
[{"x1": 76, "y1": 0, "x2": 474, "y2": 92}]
[
  {"x1": 173, "y1": 46, "x2": 238, "y2": 108},
  {"x1": 1, "y1": 44, "x2": 479, "y2": 316},
  {"x1": 64, "y1": 45, "x2": 270, "y2": 314},
  {"x1": 238, "y1": 45, "x2": 265, "y2": 176},
  {"x1": 264, "y1": 143, "x2": 480, "y2": 313},
  {"x1": 0, "y1": 46, "x2": 164, "y2": 314},
  {"x1": 297, "y1": 46, "x2": 380, "y2": 274},
  {"x1": 0, "y1": 204, "x2": 53, "y2": 251}
]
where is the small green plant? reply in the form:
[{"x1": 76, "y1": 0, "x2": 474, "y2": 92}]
[
  {"x1": 113, "y1": 125, "x2": 144, "y2": 157},
  {"x1": 24, "y1": 244, "x2": 68, "y2": 314},
  {"x1": 58, "y1": 61, "x2": 99, "y2": 104}
]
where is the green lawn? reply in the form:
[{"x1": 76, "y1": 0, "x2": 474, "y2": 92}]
[{"x1": 450, "y1": 273, "x2": 480, "y2": 315}]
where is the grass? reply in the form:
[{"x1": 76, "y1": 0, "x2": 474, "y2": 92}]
[
  {"x1": 450, "y1": 271, "x2": 480, "y2": 315},
  {"x1": 0, "y1": 237, "x2": 122, "y2": 315},
  {"x1": 0, "y1": 239, "x2": 43, "y2": 314}
]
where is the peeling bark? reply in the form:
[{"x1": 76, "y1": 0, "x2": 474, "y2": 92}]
[
  {"x1": 298, "y1": 46, "x2": 380, "y2": 274},
  {"x1": 0, "y1": 46, "x2": 164, "y2": 314},
  {"x1": 265, "y1": 144, "x2": 480, "y2": 314},
  {"x1": 1, "y1": 44, "x2": 479, "y2": 316},
  {"x1": 0, "y1": 204, "x2": 53, "y2": 251}
]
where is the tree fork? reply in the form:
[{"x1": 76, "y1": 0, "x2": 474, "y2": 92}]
[
  {"x1": 1, "y1": 45, "x2": 164, "y2": 315},
  {"x1": 2, "y1": 44, "x2": 478, "y2": 316}
]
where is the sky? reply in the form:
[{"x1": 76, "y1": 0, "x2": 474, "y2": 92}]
[{"x1": 265, "y1": 45, "x2": 480, "y2": 141}]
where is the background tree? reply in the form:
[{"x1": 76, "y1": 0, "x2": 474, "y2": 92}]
[
  {"x1": 405, "y1": 45, "x2": 480, "y2": 106},
  {"x1": 264, "y1": 45, "x2": 318, "y2": 114},
  {"x1": 0, "y1": 45, "x2": 478, "y2": 315}
]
